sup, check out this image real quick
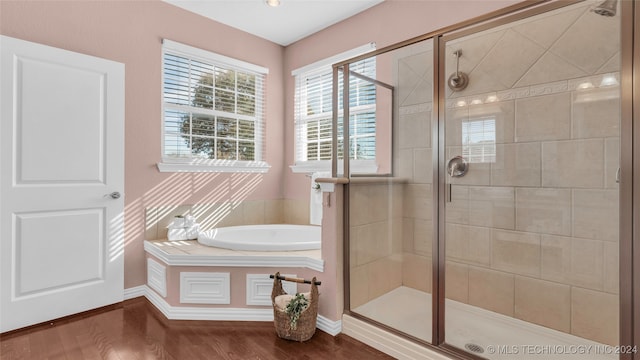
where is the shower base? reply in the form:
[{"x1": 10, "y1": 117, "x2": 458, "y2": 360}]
[{"x1": 353, "y1": 286, "x2": 615, "y2": 359}]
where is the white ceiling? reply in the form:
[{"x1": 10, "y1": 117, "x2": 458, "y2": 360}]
[{"x1": 163, "y1": 0, "x2": 384, "y2": 46}]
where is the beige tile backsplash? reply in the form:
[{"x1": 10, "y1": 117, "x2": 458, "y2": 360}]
[{"x1": 146, "y1": 199, "x2": 297, "y2": 240}]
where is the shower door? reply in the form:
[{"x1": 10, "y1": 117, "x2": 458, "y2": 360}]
[
  {"x1": 442, "y1": 1, "x2": 621, "y2": 358},
  {"x1": 347, "y1": 38, "x2": 435, "y2": 343}
]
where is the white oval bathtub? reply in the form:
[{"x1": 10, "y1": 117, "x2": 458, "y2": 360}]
[{"x1": 197, "y1": 224, "x2": 321, "y2": 251}]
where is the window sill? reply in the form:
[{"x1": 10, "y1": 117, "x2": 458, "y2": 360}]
[{"x1": 157, "y1": 159, "x2": 271, "y2": 173}]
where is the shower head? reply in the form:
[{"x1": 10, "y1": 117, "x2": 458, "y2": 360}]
[{"x1": 593, "y1": 0, "x2": 617, "y2": 17}]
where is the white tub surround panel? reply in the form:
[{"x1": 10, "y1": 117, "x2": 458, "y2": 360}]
[
  {"x1": 180, "y1": 272, "x2": 231, "y2": 305},
  {"x1": 147, "y1": 258, "x2": 167, "y2": 297},
  {"x1": 246, "y1": 274, "x2": 297, "y2": 306}
]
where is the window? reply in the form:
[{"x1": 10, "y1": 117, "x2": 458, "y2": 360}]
[
  {"x1": 292, "y1": 44, "x2": 377, "y2": 174},
  {"x1": 462, "y1": 117, "x2": 496, "y2": 163},
  {"x1": 159, "y1": 40, "x2": 269, "y2": 172}
]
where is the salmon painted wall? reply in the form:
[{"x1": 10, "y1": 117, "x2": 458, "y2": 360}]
[
  {"x1": 0, "y1": 0, "x2": 285, "y2": 289},
  {"x1": 282, "y1": 0, "x2": 522, "y2": 200},
  {"x1": 0, "y1": 0, "x2": 523, "y2": 294}
]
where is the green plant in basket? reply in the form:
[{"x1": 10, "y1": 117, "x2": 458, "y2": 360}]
[{"x1": 285, "y1": 293, "x2": 309, "y2": 330}]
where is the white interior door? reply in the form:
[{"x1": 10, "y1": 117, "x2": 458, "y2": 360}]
[{"x1": 0, "y1": 36, "x2": 124, "y2": 332}]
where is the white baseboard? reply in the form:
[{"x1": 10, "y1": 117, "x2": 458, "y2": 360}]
[
  {"x1": 124, "y1": 286, "x2": 342, "y2": 335},
  {"x1": 342, "y1": 314, "x2": 450, "y2": 360},
  {"x1": 316, "y1": 314, "x2": 342, "y2": 336},
  {"x1": 123, "y1": 285, "x2": 146, "y2": 300}
]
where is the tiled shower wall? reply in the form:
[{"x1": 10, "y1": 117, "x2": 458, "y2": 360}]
[
  {"x1": 349, "y1": 182, "x2": 404, "y2": 308},
  {"x1": 351, "y1": 0, "x2": 620, "y2": 346},
  {"x1": 443, "y1": 2, "x2": 620, "y2": 346}
]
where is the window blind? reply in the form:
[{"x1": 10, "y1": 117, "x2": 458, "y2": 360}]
[
  {"x1": 162, "y1": 40, "x2": 267, "y2": 163},
  {"x1": 294, "y1": 56, "x2": 377, "y2": 164}
]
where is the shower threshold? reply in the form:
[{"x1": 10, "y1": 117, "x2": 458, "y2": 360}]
[{"x1": 353, "y1": 287, "x2": 615, "y2": 359}]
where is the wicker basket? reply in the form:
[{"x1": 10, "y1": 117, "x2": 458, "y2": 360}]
[{"x1": 271, "y1": 272, "x2": 319, "y2": 342}]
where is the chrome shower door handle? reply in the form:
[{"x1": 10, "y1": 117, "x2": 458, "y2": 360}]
[{"x1": 107, "y1": 191, "x2": 121, "y2": 199}]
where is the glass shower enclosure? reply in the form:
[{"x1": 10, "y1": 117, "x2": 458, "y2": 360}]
[{"x1": 341, "y1": 1, "x2": 628, "y2": 359}]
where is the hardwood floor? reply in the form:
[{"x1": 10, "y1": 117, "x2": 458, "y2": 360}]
[{"x1": 0, "y1": 297, "x2": 394, "y2": 359}]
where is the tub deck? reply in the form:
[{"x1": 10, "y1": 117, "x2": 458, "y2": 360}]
[{"x1": 144, "y1": 240, "x2": 324, "y2": 271}]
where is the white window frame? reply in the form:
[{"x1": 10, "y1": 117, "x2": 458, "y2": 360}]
[
  {"x1": 290, "y1": 43, "x2": 378, "y2": 175},
  {"x1": 158, "y1": 39, "x2": 270, "y2": 173}
]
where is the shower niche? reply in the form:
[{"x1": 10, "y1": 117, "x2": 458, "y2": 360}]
[{"x1": 344, "y1": 1, "x2": 626, "y2": 359}]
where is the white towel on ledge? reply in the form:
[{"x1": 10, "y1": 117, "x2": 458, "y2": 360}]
[
  {"x1": 167, "y1": 224, "x2": 200, "y2": 241},
  {"x1": 310, "y1": 172, "x2": 329, "y2": 225}
]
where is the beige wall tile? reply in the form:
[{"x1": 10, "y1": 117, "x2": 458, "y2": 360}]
[
  {"x1": 571, "y1": 287, "x2": 619, "y2": 346},
  {"x1": 516, "y1": 188, "x2": 571, "y2": 236},
  {"x1": 402, "y1": 218, "x2": 415, "y2": 253},
  {"x1": 515, "y1": 276, "x2": 571, "y2": 333},
  {"x1": 469, "y1": 267, "x2": 515, "y2": 317},
  {"x1": 515, "y1": 93, "x2": 571, "y2": 142},
  {"x1": 492, "y1": 229, "x2": 541, "y2": 277},
  {"x1": 572, "y1": 88, "x2": 620, "y2": 139},
  {"x1": 475, "y1": 29, "x2": 546, "y2": 89},
  {"x1": 264, "y1": 199, "x2": 284, "y2": 224},
  {"x1": 215, "y1": 202, "x2": 245, "y2": 228},
  {"x1": 511, "y1": 5, "x2": 584, "y2": 48},
  {"x1": 444, "y1": 30, "x2": 505, "y2": 95},
  {"x1": 350, "y1": 265, "x2": 370, "y2": 308},
  {"x1": 448, "y1": 101, "x2": 515, "y2": 146},
  {"x1": 243, "y1": 200, "x2": 265, "y2": 225},
  {"x1": 468, "y1": 100, "x2": 515, "y2": 145},
  {"x1": 446, "y1": 224, "x2": 491, "y2": 266},
  {"x1": 445, "y1": 261, "x2": 469, "y2": 303},
  {"x1": 573, "y1": 189, "x2": 618, "y2": 242},
  {"x1": 414, "y1": 148, "x2": 433, "y2": 184},
  {"x1": 396, "y1": 148, "x2": 414, "y2": 179},
  {"x1": 446, "y1": 185, "x2": 469, "y2": 225},
  {"x1": 515, "y1": 52, "x2": 586, "y2": 87},
  {"x1": 491, "y1": 143, "x2": 541, "y2": 187},
  {"x1": 155, "y1": 205, "x2": 193, "y2": 239},
  {"x1": 390, "y1": 217, "x2": 404, "y2": 256},
  {"x1": 391, "y1": 184, "x2": 404, "y2": 220},
  {"x1": 404, "y1": 185, "x2": 432, "y2": 221},
  {"x1": 370, "y1": 184, "x2": 391, "y2": 223},
  {"x1": 446, "y1": 107, "x2": 467, "y2": 146},
  {"x1": 349, "y1": 224, "x2": 358, "y2": 268},
  {"x1": 413, "y1": 219, "x2": 432, "y2": 256},
  {"x1": 542, "y1": 139, "x2": 605, "y2": 188},
  {"x1": 350, "y1": 185, "x2": 372, "y2": 227},
  {"x1": 603, "y1": 241, "x2": 619, "y2": 294},
  {"x1": 369, "y1": 256, "x2": 403, "y2": 299},
  {"x1": 398, "y1": 52, "x2": 433, "y2": 106},
  {"x1": 468, "y1": 186, "x2": 515, "y2": 230},
  {"x1": 284, "y1": 199, "x2": 309, "y2": 225},
  {"x1": 541, "y1": 235, "x2": 604, "y2": 290},
  {"x1": 550, "y1": 7, "x2": 620, "y2": 74},
  {"x1": 354, "y1": 221, "x2": 391, "y2": 266},
  {"x1": 605, "y1": 137, "x2": 620, "y2": 189},
  {"x1": 403, "y1": 253, "x2": 432, "y2": 293},
  {"x1": 399, "y1": 111, "x2": 431, "y2": 149}
]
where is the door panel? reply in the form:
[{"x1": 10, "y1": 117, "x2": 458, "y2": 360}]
[
  {"x1": 17, "y1": 57, "x2": 105, "y2": 183},
  {"x1": 1, "y1": 36, "x2": 124, "y2": 332}
]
